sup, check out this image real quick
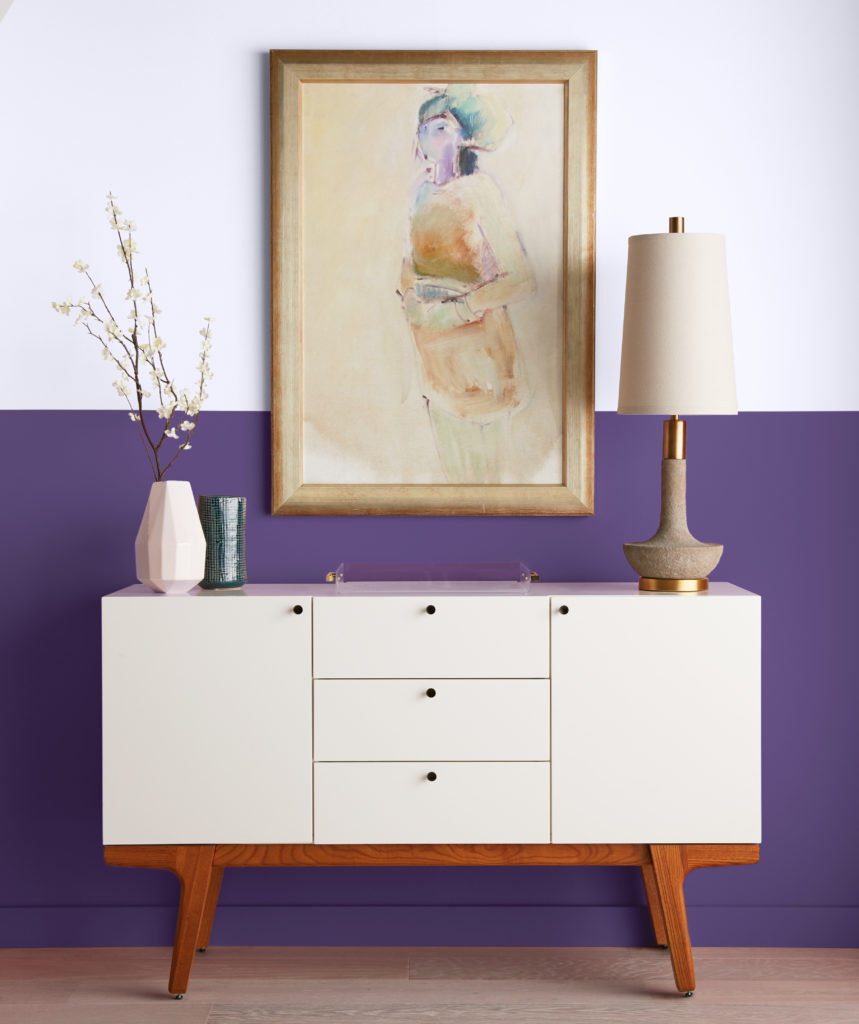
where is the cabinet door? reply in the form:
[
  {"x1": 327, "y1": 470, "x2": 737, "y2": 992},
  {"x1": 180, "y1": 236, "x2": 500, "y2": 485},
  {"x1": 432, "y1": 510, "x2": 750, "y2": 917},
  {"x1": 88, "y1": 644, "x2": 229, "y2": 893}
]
[
  {"x1": 551, "y1": 593, "x2": 760, "y2": 843},
  {"x1": 103, "y1": 594, "x2": 311, "y2": 844}
]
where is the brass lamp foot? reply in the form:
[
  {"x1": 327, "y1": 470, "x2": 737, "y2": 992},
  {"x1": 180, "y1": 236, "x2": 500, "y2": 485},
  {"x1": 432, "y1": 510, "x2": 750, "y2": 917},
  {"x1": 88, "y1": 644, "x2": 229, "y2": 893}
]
[{"x1": 638, "y1": 577, "x2": 708, "y2": 593}]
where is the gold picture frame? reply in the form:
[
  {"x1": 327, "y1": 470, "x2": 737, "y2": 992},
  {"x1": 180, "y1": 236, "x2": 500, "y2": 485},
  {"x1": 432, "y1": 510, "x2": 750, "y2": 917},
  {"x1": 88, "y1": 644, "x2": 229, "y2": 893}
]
[{"x1": 271, "y1": 50, "x2": 595, "y2": 515}]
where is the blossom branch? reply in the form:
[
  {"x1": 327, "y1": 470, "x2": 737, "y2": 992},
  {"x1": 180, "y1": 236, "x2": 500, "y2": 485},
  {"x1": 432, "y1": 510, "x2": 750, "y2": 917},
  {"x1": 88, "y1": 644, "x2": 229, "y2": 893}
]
[{"x1": 54, "y1": 194, "x2": 213, "y2": 482}]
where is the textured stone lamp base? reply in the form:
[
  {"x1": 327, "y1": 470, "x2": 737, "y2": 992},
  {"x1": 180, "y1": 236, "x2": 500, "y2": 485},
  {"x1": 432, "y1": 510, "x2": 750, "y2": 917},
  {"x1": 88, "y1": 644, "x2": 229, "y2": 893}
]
[{"x1": 624, "y1": 459, "x2": 723, "y2": 591}]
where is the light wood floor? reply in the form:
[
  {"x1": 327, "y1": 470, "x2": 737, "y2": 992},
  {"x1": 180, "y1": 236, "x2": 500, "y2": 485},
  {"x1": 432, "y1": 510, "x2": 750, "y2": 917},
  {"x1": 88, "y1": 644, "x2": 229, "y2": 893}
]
[{"x1": 0, "y1": 946, "x2": 857, "y2": 1023}]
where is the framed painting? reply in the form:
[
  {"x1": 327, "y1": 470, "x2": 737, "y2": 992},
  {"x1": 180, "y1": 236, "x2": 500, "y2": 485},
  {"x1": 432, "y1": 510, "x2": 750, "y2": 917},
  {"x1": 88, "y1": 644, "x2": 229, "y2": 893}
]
[{"x1": 270, "y1": 50, "x2": 595, "y2": 515}]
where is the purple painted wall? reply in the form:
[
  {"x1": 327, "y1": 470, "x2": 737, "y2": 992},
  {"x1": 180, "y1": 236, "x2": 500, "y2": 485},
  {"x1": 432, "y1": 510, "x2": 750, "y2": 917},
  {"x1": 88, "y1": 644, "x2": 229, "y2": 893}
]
[{"x1": 1, "y1": 410, "x2": 857, "y2": 949}]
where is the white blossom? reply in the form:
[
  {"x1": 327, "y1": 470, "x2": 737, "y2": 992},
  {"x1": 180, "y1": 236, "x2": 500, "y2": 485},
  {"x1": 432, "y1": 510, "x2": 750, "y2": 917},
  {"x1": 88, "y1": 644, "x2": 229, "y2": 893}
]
[
  {"x1": 157, "y1": 403, "x2": 174, "y2": 420},
  {"x1": 180, "y1": 420, "x2": 195, "y2": 432},
  {"x1": 53, "y1": 299, "x2": 72, "y2": 316},
  {"x1": 73, "y1": 259, "x2": 90, "y2": 273},
  {"x1": 113, "y1": 379, "x2": 131, "y2": 397},
  {"x1": 165, "y1": 427, "x2": 179, "y2": 439},
  {"x1": 117, "y1": 238, "x2": 137, "y2": 259},
  {"x1": 125, "y1": 287, "x2": 142, "y2": 301},
  {"x1": 128, "y1": 412, "x2": 140, "y2": 422}
]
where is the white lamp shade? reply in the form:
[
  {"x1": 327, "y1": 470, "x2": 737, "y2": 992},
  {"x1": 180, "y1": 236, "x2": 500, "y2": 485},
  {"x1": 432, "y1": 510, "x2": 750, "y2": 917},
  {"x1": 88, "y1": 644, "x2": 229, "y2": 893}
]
[{"x1": 618, "y1": 232, "x2": 737, "y2": 415}]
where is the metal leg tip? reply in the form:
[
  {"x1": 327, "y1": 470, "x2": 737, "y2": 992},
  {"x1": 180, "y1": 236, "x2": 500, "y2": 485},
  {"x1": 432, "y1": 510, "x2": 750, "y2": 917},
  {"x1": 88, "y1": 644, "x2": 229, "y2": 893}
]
[
  {"x1": 684, "y1": 991, "x2": 694, "y2": 998},
  {"x1": 197, "y1": 947, "x2": 207, "y2": 953},
  {"x1": 174, "y1": 993, "x2": 184, "y2": 1000}
]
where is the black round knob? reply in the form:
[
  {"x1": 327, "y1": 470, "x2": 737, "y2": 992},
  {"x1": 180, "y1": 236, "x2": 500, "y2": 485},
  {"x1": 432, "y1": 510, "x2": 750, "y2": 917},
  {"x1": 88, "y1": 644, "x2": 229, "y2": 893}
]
[
  {"x1": 559, "y1": 605, "x2": 569, "y2": 615},
  {"x1": 426, "y1": 604, "x2": 436, "y2": 615},
  {"x1": 426, "y1": 771, "x2": 438, "y2": 782},
  {"x1": 293, "y1": 604, "x2": 303, "y2": 615},
  {"x1": 425, "y1": 688, "x2": 437, "y2": 698}
]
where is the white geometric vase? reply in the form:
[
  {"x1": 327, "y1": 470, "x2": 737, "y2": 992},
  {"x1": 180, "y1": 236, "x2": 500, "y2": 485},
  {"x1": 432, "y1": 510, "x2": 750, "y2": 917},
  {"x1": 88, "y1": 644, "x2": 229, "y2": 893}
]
[{"x1": 134, "y1": 481, "x2": 207, "y2": 594}]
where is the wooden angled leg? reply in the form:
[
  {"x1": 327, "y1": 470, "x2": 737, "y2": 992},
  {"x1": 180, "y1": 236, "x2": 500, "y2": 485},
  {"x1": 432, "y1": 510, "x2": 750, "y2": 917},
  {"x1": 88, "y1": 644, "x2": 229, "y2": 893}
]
[
  {"x1": 649, "y1": 845, "x2": 695, "y2": 995},
  {"x1": 640, "y1": 863, "x2": 668, "y2": 947},
  {"x1": 196, "y1": 865, "x2": 224, "y2": 952},
  {"x1": 167, "y1": 846, "x2": 216, "y2": 997}
]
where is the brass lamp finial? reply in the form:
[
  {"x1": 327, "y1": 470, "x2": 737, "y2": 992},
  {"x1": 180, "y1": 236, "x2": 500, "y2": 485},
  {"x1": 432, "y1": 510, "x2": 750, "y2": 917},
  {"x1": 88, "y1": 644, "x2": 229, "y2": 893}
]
[{"x1": 669, "y1": 216, "x2": 685, "y2": 233}]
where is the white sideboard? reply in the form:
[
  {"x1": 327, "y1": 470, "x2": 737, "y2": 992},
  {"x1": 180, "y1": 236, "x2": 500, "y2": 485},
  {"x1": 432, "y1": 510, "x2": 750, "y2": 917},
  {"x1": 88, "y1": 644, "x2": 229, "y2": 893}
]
[{"x1": 102, "y1": 581, "x2": 761, "y2": 998}]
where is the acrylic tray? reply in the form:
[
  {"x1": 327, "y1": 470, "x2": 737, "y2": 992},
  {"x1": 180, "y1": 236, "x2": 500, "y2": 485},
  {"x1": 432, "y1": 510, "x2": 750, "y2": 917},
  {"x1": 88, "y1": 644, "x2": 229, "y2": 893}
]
[{"x1": 328, "y1": 561, "x2": 536, "y2": 594}]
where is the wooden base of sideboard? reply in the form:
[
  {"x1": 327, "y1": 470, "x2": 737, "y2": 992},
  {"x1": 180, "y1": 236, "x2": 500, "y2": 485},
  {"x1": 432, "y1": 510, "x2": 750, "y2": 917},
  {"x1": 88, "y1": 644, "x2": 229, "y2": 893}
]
[{"x1": 104, "y1": 842, "x2": 759, "y2": 998}]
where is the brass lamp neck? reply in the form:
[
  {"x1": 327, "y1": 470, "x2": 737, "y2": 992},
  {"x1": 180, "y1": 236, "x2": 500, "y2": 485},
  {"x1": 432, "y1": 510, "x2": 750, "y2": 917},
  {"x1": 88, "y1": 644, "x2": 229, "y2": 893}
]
[{"x1": 663, "y1": 416, "x2": 686, "y2": 459}]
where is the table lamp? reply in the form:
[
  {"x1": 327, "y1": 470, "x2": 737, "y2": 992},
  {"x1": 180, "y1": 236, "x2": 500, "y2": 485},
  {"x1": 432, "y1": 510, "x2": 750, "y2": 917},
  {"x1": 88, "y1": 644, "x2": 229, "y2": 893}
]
[{"x1": 617, "y1": 217, "x2": 737, "y2": 592}]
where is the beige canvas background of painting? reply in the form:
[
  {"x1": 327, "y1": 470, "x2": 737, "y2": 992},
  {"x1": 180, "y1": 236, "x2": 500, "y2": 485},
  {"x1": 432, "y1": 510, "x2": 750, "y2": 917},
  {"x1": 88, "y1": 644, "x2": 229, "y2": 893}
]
[{"x1": 301, "y1": 81, "x2": 565, "y2": 485}]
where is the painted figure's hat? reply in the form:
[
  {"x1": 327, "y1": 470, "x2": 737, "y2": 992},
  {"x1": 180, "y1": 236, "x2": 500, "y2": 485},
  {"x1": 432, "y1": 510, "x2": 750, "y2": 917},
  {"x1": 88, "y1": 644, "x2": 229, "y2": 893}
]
[{"x1": 418, "y1": 85, "x2": 512, "y2": 151}]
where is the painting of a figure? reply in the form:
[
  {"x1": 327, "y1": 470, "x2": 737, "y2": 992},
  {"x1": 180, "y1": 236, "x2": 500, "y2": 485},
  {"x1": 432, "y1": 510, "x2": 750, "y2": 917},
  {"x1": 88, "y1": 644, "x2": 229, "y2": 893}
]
[
  {"x1": 271, "y1": 52, "x2": 595, "y2": 515},
  {"x1": 399, "y1": 87, "x2": 536, "y2": 483}
]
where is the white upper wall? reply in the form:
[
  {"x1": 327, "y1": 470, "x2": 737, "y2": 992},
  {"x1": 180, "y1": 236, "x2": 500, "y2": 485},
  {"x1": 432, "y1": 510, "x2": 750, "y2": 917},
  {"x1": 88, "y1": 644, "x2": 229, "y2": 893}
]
[{"x1": 1, "y1": 0, "x2": 856, "y2": 411}]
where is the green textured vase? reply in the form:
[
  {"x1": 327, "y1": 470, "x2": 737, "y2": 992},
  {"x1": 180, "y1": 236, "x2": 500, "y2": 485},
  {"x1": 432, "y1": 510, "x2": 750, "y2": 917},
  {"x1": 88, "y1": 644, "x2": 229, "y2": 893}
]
[{"x1": 196, "y1": 495, "x2": 247, "y2": 590}]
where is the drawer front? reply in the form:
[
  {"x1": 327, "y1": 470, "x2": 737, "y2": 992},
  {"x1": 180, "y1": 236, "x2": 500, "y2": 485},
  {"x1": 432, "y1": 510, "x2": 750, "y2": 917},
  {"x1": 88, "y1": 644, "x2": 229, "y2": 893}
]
[
  {"x1": 314, "y1": 678, "x2": 549, "y2": 761},
  {"x1": 314, "y1": 762, "x2": 550, "y2": 844},
  {"x1": 313, "y1": 596, "x2": 548, "y2": 678}
]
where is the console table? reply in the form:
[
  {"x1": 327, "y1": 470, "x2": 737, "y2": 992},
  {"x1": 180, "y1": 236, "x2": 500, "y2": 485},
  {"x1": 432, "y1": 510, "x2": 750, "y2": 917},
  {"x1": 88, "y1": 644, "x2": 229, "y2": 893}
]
[{"x1": 102, "y1": 582, "x2": 761, "y2": 997}]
